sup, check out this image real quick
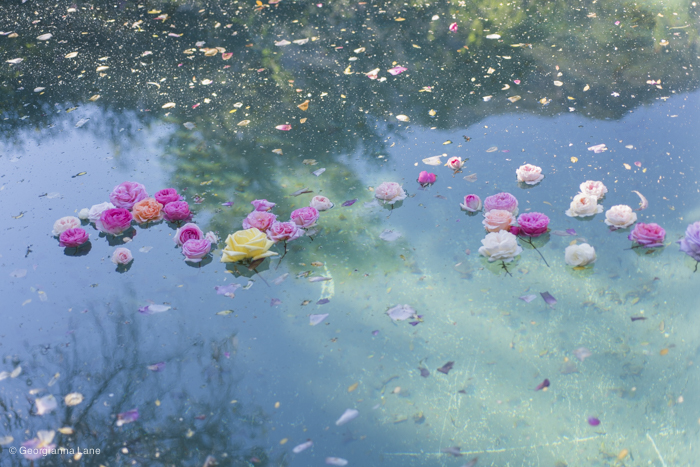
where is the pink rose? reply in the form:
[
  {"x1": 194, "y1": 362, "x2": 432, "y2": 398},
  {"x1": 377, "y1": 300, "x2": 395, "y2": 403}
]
[
  {"x1": 460, "y1": 194, "x2": 482, "y2": 212},
  {"x1": 445, "y1": 156, "x2": 464, "y2": 170},
  {"x1": 449, "y1": 22, "x2": 458, "y2": 32},
  {"x1": 517, "y1": 212, "x2": 550, "y2": 237},
  {"x1": 516, "y1": 164, "x2": 544, "y2": 185},
  {"x1": 163, "y1": 201, "x2": 192, "y2": 222},
  {"x1": 154, "y1": 188, "x2": 180, "y2": 205},
  {"x1": 374, "y1": 182, "x2": 407, "y2": 204},
  {"x1": 242, "y1": 211, "x2": 277, "y2": 231},
  {"x1": 59, "y1": 228, "x2": 89, "y2": 247},
  {"x1": 483, "y1": 209, "x2": 516, "y2": 233},
  {"x1": 290, "y1": 206, "x2": 320, "y2": 228},
  {"x1": 484, "y1": 192, "x2": 519, "y2": 215},
  {"x1": 182, "y1": 238, "x2": 212, "y2": 262},
  {"x1": 109, "y1": 181, "x2": 148, "y2": 210},
  {"x1": 629, "y1": 223, "x2": 665, "y2": 247},
  {"x1": 418, "y1": 171, "x2": 436, "y2": 186},
  {"x1": 267, "y1": 221, "x2": 304, "y2": 243},
  {"x1": 251, "y1": 199, "x2": 276, "y2": 211},
  {"x1": 111, "y1": 247, "x2": 133, "y2": 265},
  {"x1": 96, "y1": 208, "x2": 133, "y2": 235},
  {"x1": 310, "y1": 195, "x2": 334, "y2": 211},
  {"x1": 51, "y1": 216, "x2": 81, "y2": 236},
  {"x1": 174, "y1": 223, "x2": 203, "y2": 246}
]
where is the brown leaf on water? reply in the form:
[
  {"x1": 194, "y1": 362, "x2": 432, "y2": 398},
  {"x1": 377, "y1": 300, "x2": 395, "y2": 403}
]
[
  {"x1": 300, "y1": 118, "x2": 307, "y2": 123},
  {"x1": 347, "y1": 382, "x2": 358, "y2": 392},
  {"x1": 297, "y1": 100, "x2": 309, "y2": 111}
]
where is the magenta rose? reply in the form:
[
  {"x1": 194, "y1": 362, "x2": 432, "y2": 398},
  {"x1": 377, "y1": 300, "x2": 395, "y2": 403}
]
[
  {"x1": 59, "y1": 228, "x2": 89, "y2": 247},
  {"x1": 417, "y1": 171, "x2": 436, "y2": 186},
  {"x1": 267, "y1": 221, "x2": 304, "y2": 243},
  {"x1": 96, "y1": 208, "x2": 133, "y2": 235},
  {"x1": 629, "y1": 222, "x2": 665, "y2": 247},
  {"x1": 163, "y1": 201, "x2": 192, "y2": 222},
  {"x1": 290, "y1": 206, "x2": 319, "y2": 228},
  {"x1": 517, "y1": 212, "x2": 550, "y2": 237},
  {"x1": 109, "y1": 181, "x2": 148, "y2": 210},
  {"x1": 155, "y1": 188, "x2": 180, "y2": 205},
  {"x1": 174, "y1": 223, "x2": 203, "y2": 246},
  {"x1": 182, "y1": 238, "x2": 212, "y2": 263},
  {"x1": 484, "y1": 192, "x2": 519, "y2": 215},
  {"x1": 242, "y1": 211, "x2": 277, "y2": 231},
  {"x1": 251, "y1": 199, "x2": 276, "y2": 211}
]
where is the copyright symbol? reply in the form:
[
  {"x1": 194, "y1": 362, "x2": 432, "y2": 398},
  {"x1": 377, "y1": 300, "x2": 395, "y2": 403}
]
[{"x1": 8, "y1": 446, "x2": 16, "y2": 454}]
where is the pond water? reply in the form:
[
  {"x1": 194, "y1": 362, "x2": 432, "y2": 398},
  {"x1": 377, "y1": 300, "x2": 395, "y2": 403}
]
[{"x1": 1, "y1": 1, "x2": 700, "y2": 466}]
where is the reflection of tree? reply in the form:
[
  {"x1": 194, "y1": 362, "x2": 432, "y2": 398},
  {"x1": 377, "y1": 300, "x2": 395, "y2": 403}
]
[{"x1": 3, "y1": 305, "x2": 283, "y2": 467}]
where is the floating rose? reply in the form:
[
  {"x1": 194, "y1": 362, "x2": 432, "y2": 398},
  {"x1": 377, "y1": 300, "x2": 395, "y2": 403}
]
[
  {"x1": 604, "y1": 205, "x2": 637, "y2": 229},
  {"x1": 267, "y1": 221, "x2": 304, "y2": 243},
  {"x1": 478, "y1": 230, "x2": 523, "y2": 263},
  {"x1": 51, "y1": 216, "x2": 81, "y2": 236},
  {"x1": 310, "y1": 195, "x2": 334, "y2": 211},
  {"x1": 565, "y1": 193, "x2": 603, "y2": 217},
  {"x1": 579, "y1": 180, "x2": 607, "y2": 200},
  {"x1": 182, "y1": 238, "x2": 212, "y2": 263},
  {"x1": 163, "y1": 200, "x2": 192, "y2": 222},
  {"x1": 483, "y1": 209, "x2": 516, "y2": 233},
  {"x1": 565, "y1": 243, "x2": 596, "y2": 266},
  {"x1": 291, "y1": 206, "x2": 320, "y2": 228},
  {"x1": 460, "y1": 194, "x2": 482, "y2": 212},
  {"x1": 417, "y1": 171, "x2": 436, "y2": 187},
  {"x1": 484, "y1": 192, "x2": 518, "y2": 215},
  {"x1": 629, "y1": 223, "x2": 665, "y2": 247},
  {"x1": 111, "y1": 247, "x2": 133, "y2": 265},
  {"x1": 96, "y1": 208, "x2": 133, "y2": 235},
  {"x1": 516, "y1": 164, "x2": 544, "y2": 185},
  {"x1": 517, "y1": 212, "x2": 550, "y2": 237},
  {"x1": 204, "y1": 231, "x2": 219, "y2": 244},
  {"x1": 154, "y1": 188, "x2": 180, "y2": 205},
  {"x1": 242, "y1": 211, "x2": 277, "y2": 231},
  {"x1": 109, "y1": 181, "x2": 148, "y2": 210},
  {"x1": 87, "y1": 202, "x2": 115, "y2": 223},
  {"x1": 59, "y1": 228, "x2": 89, "y2": 248},
  {"x1": 174, "y1": 223, "x2": 203, "y2": 246},
  {"x1": 251, "y1": 199, "x2": 276, "y2": 211},
  {"x1": 132, "y1": 198, "x2": 164, "y2": 224},
  {"x1": 677, "y1": 221, "x2": 700, "y2": 264},
  {"x1": 444, "y1": 156, "x2": 464, "y2": 171},
  {"x1": 221, "y1": 228, "x2": 278, "y2": 263},
  {"x1": 374, "y1": 182, "x2": 407, "y2": 205}
]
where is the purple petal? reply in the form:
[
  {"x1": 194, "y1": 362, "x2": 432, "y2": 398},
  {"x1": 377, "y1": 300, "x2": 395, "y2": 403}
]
[
  {"x1": 540, "y1": 292, "x2": 557, "y2": 306},
  {"x1": 138, "y1": 304, "x2": 171, "y2": 315},
  {"x1": 309, "y1": 313, "x2": 329, "y2": 326},
  {"x1": 215, "y1": 284, "x2": 239, "y2": 297},
  {"x1": 573, "y1": 347, "x2": 592, "y2": 362},
  {"x1": 588, "y1": 416, "x2": 600, "y2": 426},
  {"x1": 372, "y1": 330, "x2": 379, "y2": 336},
  {"x1": 566, "y1": 228, "x2": 577, "y2": 235},
  {"x1": 317, "y1": 298, "x2": 330, "y2": 305},
  {"x1": 519, "y1": 294, "x2": 537, "y2": 303},
  {"x1": 387, "y1": 304, "x2": 416, "y2": 321},
  {"x1": 409, "y1": 321, "x2": 420, "y2": 326},
  {"x1": 270, "y1": 298, "x2": 282, "y2": 307},
  {"x1": 341, "y1": 199, "x2": 357, "y2": 207},
  {"x1": 221, "y1": 202, "x2": 234, "y2": 206},
  {"x1": 147, "y1": 362, "x2": 165, "y2": 372},
  {"x1": 116, "y1": 408, "x2": 139, "y2": 426}
]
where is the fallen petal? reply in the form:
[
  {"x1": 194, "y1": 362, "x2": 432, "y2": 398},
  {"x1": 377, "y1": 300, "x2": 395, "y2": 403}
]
[
  {"x1": 309, "y1": 314, "x2": 329, "y2": 326},
  {"x1": 335, "y1": 408, "x2": 359, "y2": 426},
  {"x1": 519, "y1": 294, "x2": 537, "y2": 303}
]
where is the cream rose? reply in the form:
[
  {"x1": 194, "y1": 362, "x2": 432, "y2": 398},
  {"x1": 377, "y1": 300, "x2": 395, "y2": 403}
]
[
  {"x1": 516, "y1": 164, "x2": 544, "y2": 185},
  {"x1": 564, "y1": 243, "x2": 596, "y2": 266},
  {"x1": 482, "y1": 209, "x2": 516, "y2": 233},
  {"x1": 51, "y1": 216, "x2": 81, "y2": 236},
  {"x1": 374, "y1": 182, "x2": 407, "y2": 205},
  {"x1": 78, "y1": 208, "x2": 89, "y2": 220},
  {"x1": 221, "y1": 228, "x2": 278, "y2": 263},
  {"x1": 310, "y1": 195, "x2": 334, "y2": 211},
  {"x1": 579, "y1": 180, "x2": 607, "y2": 200},
  {"x1": 604, "y1": 205, "x2": 637, "y2": 229},
  {"x1": 478, "y1": 230, "x2": 523, "y2": 262},
  {"x1": 565, "y1": 193, "x2": 603, "y2": 217}
]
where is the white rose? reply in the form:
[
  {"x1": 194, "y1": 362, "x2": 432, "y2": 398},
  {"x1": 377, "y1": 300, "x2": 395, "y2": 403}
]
[
  {"x1": 565, "y1": 193, "x2": 603, "y2": 217},
  {"x1": 516, "y1": 164, "x2": 544, "y2": 185},
  {"x1": 78, "y1": 208, "x2": 90, "y2": 220},
  {"x1": 374, "y1": 182, "x2": 407, "y2": 205},
  {"x1": 51, "y1": 216, "x2": 81, "y2": 236},
  {"x1": 478, "y1": 230, "x2": 523, "y2": 262},
  {"x1": 565, "y1": 243, "x2": 596, "y2": 266},
  {"x1": 309, "y1": 195, "x2": 334, "y2": 211},
  {"x1": 579, "y1": 180, "x2": 607, "y2": 200},
  {"x1": 88, "y1": 202, "x2": 116, "y2": 223},
  {"x1": 204, "y1": 231, "x2": 220, "y2": 244},
  {"x1": 604, "y1": 205, "x2": 637, "y2": 229}
]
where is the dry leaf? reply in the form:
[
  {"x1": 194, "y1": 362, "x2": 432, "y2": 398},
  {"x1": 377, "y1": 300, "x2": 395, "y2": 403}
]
[
  {"x1": 64, "y1": 393, "x2": 84, "y2": 406},
  {"x1": 553, "y1": 80, "x2": 563, "y2": 86},
  {"x1": 297, "y1": 100, "x2": 309, "y2": 111},
  {"x1": 162, "y1": 102, "x2": 176, "y2": 109},
  {"x1": 237, "y1": 120, "x2": 250, "y2": 126},
  {"x1": 396, "y1": 114, "x2": 409, "y2": 122},
  {"x1": 570, "y1": 157, "x2": 578, "y2": 163},
  {"x1": 65, "y1": 52, "x2": 79, "y2": 59},
  {"x1": 507, "y1": 95, "x2": 521, "y2": 102}
]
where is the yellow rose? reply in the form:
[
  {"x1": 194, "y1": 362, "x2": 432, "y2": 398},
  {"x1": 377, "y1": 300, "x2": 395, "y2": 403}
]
[{"x1": 220, "y1": 228, "x2": 278, "y2": 263}]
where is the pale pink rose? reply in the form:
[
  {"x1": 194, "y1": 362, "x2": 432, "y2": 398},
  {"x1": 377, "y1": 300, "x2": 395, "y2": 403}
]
[
  {"x1": 445, "y1": 156, "x2": 464, "y2": 170},
  {"x1": 181, "y1": 239, "x2": 212, "y2": 263},
  {"x1": 374, "y1": 182, "x2": 407, "y2": 205},
  {"x1": 242, "y1": 211, "x2": 277, "y2": 231},
  {"x1": 59, "y1": 228, "x2": 89, "y2": 248},
  {"x1": 483, "y1": 209, "x2": 516, "y2": 233},
  {"x1": 484, "y1": 192, "x2": 518, "y2": 215},
  {"x1": 565, "y1": 194, "x2": 603, "y2": 217},
  {"x1": 267, "y1": 221, "x2": 304, "y2": 243},
  {"x1": 290, "y1": 207, "x2": 320, "y2": 228},
  {"x1": 251, "y1": 199, "x2": 276, "y2": 211},
  {"x1": 516, "y1": 164, "x2": 544, "y2": 185},
  {"x1": 154, "y1": 188, "x2": 180, "y2": 205},
  {"x1": 96, "y1": 208, "x2": 133, "y2": 235},
  {"x1": 579, "y1": 180, "x2": 608, "y2": 200},
  {"x1": 51, "y1": 216, "x2": 81, "y2": 236},
  {"x1": 174, "y1": 223, "x2": 203, "y2": 246},
  {"x1": 204, "y1": 231, "x2": 219, "y2": 244},
  {"x1": 87, "y1": 202, "x2": 115, "y2": 223},
  {"x1": 629, "y1": 223, "x2": 665, "y2": 247},
  {"x1": 604, "y1": 205, "x2": 637, "y2": 229},
  {"x1": 109, "y1": 181, "x2": 148, "y2": 210},
  {"x1": 460, "y1": 194, "x2": 482, "y2": 212},
  {"x1": 111, "y1": 247, "x2": 133, "y2": 265},
  {"x1": 310, "y1": 195, "x2": 334, "y2": 211},
  {"x1": 163, "y1": 201, "x2": 192, "y2": 222}
]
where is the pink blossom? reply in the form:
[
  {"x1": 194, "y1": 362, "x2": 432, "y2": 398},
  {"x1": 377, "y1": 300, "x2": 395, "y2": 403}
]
[
  {"x1": 163, "y1": 201, "x2": 192, "y2": 222},
  {"x1": 205, "y1": 231, "x2": 219, "y2": 244},
  {"x1": 290, "y1": 206, "x2": 319, "y2": 228},
  {"x1": 417, "y1": 171, "x2": 436, "y2": 186},
  {"x1": 514, "y1": 79, "x2": 521, "y2": 84},
  {"x1": 182, "y1": 239, "x2": 212, "y2": 262},
  {"x1": 109, "y1": 181, "x2": 148, "y2": 210},
  {"x1": 460, "y1": 194, "x2": 482, "y2": 212},
  {"x1": 276, "y1": 124, "x2": 292, "y2": 131},
  {"x1": 51, "y1": 216, "x2": 81, "y2": 236},
  {"x1": 111, "y1": 247, "x2": 133, "y2": 265},
  {"x1": 154, "y1": 188, "x2": 180, "y2": 205},
  {"x1": 517, "y1": 212, "x2": 550, "y2": 237},
  {"x1": 374, "y1": 182, "x2": 407, "y2": 204},
  {"x1": 310, "y1": 195, "x2": 334, "y2": 211},
  {"x1": 449, "y1": 22, "x2": 458, "y2": 32},
  {"x1": 59, "y1": 228, "x2": 89, "y2": 248},
  {"x1": 267, "y1": 221, "x2": 304, "y2": 243},
  {"x1": 445, "y1": 156, "x2": 464, "y2": 170},
  {"x1": 251, "y1": 199, "x2": 276, "y2": 211},
  {"x1": 388, "y1": 66, "x2": 407, "y2": 76},
  {"x1": 96, "y1": 208, "x2": 133, "y2": 235},
  {"x1": 242, "y1": 211, "x2": 277, "y2": 231},
  {"x1": 484, "y1": 192, "x2": 519, "y2": 215},
  {"x1": 629, "y1": 223, "x2": 665, "y2": 247},
  {"x1": 174, "y1": 223, "x2": 203, "y2": 246}
]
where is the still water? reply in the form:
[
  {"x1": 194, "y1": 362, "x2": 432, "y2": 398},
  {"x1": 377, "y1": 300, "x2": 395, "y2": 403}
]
[{"x1": 1, "y1": 0, "x2": 700, "y2": 466}]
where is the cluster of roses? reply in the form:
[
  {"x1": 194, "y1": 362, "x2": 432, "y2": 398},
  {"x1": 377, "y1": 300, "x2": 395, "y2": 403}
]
[{"x1": 51, "y1": 181, "x2": 217, "y2": 265}]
